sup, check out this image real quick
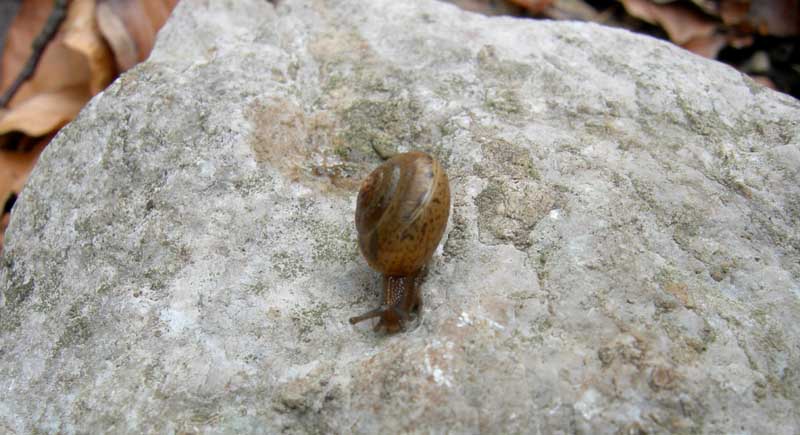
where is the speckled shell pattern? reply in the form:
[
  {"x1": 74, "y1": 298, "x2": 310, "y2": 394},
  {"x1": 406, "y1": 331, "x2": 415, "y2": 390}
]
[{"x1": 356, "y1": 151, "x2": 450, "y2": 277}]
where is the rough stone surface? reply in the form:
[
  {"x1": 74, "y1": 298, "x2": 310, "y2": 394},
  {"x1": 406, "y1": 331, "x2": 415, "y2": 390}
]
[{"x1": 2, "y1": 0, "x2": 799, "y2": 433}]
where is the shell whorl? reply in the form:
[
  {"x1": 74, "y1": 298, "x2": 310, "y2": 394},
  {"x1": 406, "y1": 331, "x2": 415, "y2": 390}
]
[{"x1": 355, "y1": 151, "x2": 450, "y2": 276}]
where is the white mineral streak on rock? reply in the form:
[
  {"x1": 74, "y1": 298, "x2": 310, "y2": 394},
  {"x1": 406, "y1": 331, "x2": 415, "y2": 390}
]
[
  {"x1": 423, "y1": 340, "x2": 454, "y2": 388},
  {"x1": 575, "y1": 388, "x2": 603, "y2": 420}
]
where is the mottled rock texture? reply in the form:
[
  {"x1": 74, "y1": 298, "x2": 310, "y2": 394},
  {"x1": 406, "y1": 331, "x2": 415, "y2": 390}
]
[{"x1": 1, "y1": 0, "x2": 799, "y2": 433}]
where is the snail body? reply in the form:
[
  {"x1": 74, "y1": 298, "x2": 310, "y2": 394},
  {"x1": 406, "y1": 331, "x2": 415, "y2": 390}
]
[{"x1": 349, "y1": 151, "x2": 450, "y2": 333}]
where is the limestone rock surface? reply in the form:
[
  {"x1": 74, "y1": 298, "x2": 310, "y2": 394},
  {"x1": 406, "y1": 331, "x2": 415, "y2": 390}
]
[{"x1": 1, "y1": 0, "x2": 799, "y2": 433}]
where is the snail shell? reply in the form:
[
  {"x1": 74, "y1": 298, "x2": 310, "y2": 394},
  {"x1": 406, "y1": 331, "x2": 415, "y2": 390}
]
[{"x1": 350, "y1": 151, "x2": 450, "y2": 333}]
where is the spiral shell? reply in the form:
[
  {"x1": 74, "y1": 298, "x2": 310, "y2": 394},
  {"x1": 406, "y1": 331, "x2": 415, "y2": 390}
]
[{"x1": 355, "y1": 151, "x2": 450, "y2": 277}]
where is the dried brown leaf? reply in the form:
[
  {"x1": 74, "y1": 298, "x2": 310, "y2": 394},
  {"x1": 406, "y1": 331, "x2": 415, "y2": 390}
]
[
  {"x1": 543, "y1": 0, "x2": 601, "y2": 21},
  {"x1": 0, "y1": 87, "x2": 88, "y2": 136},
  {"x1": 0, "y1": 138, "x2": 47, "y2": 196},
  {"x1": 0, "y1": 137, "x2": 47, "y2": 252},
  {"x1": 688, "y1": 0, "x2": 721, "y2": 16},
  {"x1": 0, "y1": 0, "x2": 87, "y2": 106},
  {"x1": 683, "y1": 33, "x2": 727, "y2": 58},
  {"x1": 96, "y1": 0, "x2": 179, "y2": 71},
  {"x1": 509, "y1": 0, "x2": 553, "y2": 14},
  {"x1": 96, "y1": 2, "x2": 138, "y2": 71},
  {"x1": 720, "y1": 0, "x2": 750, "y2": 25},
  {"x1": 726, "y1": 32, "x2": 754, "y2": 48},
  {"x1": 0, "y1": 0, "x2": 115, "y2": 135},
  {"x1": 621, "y1": 0, "x2": 718, "y2": 45},
  {"x1": 62, "y1": 0, "x2": 116, "y2": 94}
]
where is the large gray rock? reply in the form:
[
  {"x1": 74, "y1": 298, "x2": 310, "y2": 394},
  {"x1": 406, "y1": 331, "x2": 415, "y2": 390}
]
[{"x1": 1, "y1": 0, "x2": 799, "y2": 432}]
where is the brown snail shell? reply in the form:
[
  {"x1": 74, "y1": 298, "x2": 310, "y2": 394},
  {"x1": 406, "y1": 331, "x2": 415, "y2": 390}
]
[{"x1": 349, "y1": 151, "x2": 450, "y2": 333}]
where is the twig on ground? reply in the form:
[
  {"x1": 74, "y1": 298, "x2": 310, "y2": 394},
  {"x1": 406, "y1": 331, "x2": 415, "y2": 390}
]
[{"x1": 0, "y1": 0, "x2": 70, "y2": 108}]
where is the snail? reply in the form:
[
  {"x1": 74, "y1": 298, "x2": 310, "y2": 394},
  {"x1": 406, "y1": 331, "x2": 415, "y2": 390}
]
[{"x1": 349, "y1": 151, "x2": 451, "y2": 333}]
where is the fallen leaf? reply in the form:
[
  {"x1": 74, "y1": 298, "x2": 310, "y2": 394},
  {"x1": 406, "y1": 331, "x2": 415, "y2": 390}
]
[
  {"x1": 542, "y1": 0, "x2": 601, "y2": 21},
  {"x1": 0, "y1": 0, "x2": 114, "y2": 132},
  {"x1": 96, "y1": 1, "x2": 138, "y2": 71},
  {"x1": 688, "y1": 0, "x2": 721, "y2": 16},
  {"x1": 0, "y1": 138, "x2": 47, "y2": 255},
  {"x1": 509, "y1": 0, "x2": 553, "y2": 15},
  {"x1": 0, "y1": 0, "x2": 84, "y2": 107},
  {"x1": 96, "y1": 0, "x2": 180, "y2": 71},
  {"x1": 0, "y1": 137, "x2": 46, "y2": 194},
  {"x1": 621, "y1": 0, "x2": 718, "y2": 45},
  {"x1": 725, "y1": 31, "x2": 753, "y2": 48},
  {"x1": 683, "y1": 33, "x2": 727, "y2": 58},
  {"x1": 62, "y1": 0, "x2": 116, "y2": 94},
  {"x1": 0, "y1": 87, "x2": 88, "y2": 136},
  {"x1": 720, "y1": 0, "x2": 750, "y2": 25}
]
